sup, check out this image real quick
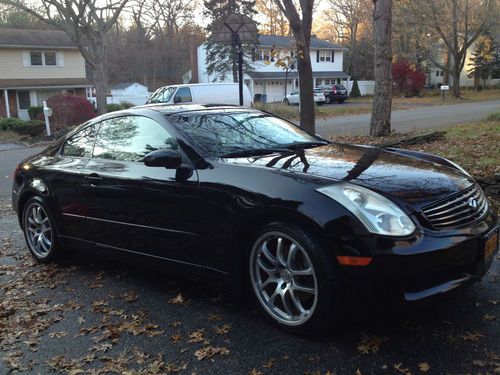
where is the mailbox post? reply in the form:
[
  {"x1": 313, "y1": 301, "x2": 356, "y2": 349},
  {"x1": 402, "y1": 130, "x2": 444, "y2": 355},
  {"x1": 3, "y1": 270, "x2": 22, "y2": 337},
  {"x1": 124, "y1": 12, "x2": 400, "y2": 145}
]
[
  {"x1": 440, "y1": 85, "x2": 449, "y2": 101},
  {"x1": 42, "y1": 100, "x2": 53, "y2": 137}
]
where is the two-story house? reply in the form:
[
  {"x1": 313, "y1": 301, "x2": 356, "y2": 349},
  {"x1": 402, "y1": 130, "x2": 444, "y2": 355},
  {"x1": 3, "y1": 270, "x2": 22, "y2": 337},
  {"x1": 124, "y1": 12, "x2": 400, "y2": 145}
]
[
  {"x1": 197, "y1": 35, "x2": 348, "y2": 103},
  {"x1": 0, "y1": 28, "x2": 93, "y2": 120}
]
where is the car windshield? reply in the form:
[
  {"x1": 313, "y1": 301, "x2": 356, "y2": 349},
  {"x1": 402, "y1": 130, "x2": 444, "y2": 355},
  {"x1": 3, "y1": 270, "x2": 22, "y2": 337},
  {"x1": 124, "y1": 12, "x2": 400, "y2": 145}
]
[
  {"x1": 148, "y1": 87, "x2": 176, "y2": 104},
  {"x1": 170, "y1": 111, "x2": 324, "y2": 158}
]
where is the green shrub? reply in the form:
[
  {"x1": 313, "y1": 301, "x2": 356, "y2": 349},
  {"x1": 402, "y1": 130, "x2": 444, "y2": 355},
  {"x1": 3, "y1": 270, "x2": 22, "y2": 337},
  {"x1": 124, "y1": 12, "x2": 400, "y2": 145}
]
[
  {"x1": 119, "y1": 101, "x2": 135, "y2": 109},
  {"x1": 350, "y1": 80, "x2": 361, "y2": 98},
  {"x1": 28, "y1": 106, "x2": 43, "y2": 120},
  {"x1": 107, "y1": 103, "x2": 122, "y2": 112},
  {"x1": 0, "y1": 118, "x2": 45, "y2": 135},
  {"x1": 486, "y1": 111, "x2": 500, "y2": 121}
]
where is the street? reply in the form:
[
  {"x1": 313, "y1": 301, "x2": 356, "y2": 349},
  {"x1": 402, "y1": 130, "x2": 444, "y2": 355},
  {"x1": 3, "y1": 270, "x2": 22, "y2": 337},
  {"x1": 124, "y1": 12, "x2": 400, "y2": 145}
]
[
  {"x1": 0, "y1": 143, "x2": 499, "y2": 374},
  {"x1": 315, "y1": 99, "x2": 500, "y2": 137}
]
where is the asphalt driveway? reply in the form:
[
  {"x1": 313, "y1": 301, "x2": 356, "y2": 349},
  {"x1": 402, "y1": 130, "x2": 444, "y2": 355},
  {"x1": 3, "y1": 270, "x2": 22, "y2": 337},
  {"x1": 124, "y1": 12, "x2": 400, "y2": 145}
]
[{"x1": 0, "y1": 144, "x2": 499, "y2": 374}]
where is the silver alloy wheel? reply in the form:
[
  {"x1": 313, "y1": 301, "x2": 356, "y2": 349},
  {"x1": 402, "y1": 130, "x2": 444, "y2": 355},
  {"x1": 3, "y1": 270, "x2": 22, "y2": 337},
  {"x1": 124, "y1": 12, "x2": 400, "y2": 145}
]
[
  {"x1": 24, "y1": 202, "x2": 52, "y2": 258},
  {"x1": 250, "y1": 231, "x2": 318, "y2": 326}
]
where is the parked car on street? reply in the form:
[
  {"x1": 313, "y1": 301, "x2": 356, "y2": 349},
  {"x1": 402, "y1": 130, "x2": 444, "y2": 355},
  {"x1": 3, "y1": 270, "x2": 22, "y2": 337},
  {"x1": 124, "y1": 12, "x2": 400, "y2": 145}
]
[
  {"x1": 283, "y1": 89, "x2": 326, "y2": 106},
  {"x1": 12, "y1": 104, "x2": 498, "y2": 334},
  {"x1": 317, "y1": 84, "x2": 349, "y2": 104},
  {"x1": 147, "y1": 83, "x2": 252, "y2": 107}
]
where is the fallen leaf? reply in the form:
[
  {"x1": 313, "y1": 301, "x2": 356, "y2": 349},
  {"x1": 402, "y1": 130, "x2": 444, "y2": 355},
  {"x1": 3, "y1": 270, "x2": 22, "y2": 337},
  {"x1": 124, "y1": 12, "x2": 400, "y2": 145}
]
[
  {"x1": 168, "y1": 293, "x2": 188, "y2": 305},
  {"x1": 357, "y1": 333, "x2": 388, "y2": 354},
  {"x1": 263, "y1": 358, "x2": 275, "y2": 369},
  {"x1": 418, "y1": 362, "x2": 430, "y2": 372},
  {"x1": 194, "y1": 346, "x2": 229, "y2": 361},
  {"x1": 188, "y1": 329, "x2": 206, "y2": 343},
  {"x1": 483, "y1": 314, "x2": 496, "y2": 321},
  {"x1": 458, "y1": 331, "x2": 484, "y2": 342},
  {"x1": 394, "y1": 362, "x2": 412, "y2": 375},
  {"x1": 171, "y1": 334, "x2": 182, "y2": 343},
  {"x1": 214, "y1": 324, "x2": 231, "y2": 335},
  {"x1": 77, "y1": 316, "x2": 85, "y2": 325}
]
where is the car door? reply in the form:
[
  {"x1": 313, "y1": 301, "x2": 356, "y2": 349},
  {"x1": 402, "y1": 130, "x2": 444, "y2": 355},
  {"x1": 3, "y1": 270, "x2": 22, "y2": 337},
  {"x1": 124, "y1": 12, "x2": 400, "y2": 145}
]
[
  {"x1": 80, "y1": 114, "x2": 203, "y2": 265},
  {"x1": 290, "y1": 91, "x2": 299, "y2": 104},
  {"x1": 40, "y1": 123, "x2": 98, "y2": 240}
]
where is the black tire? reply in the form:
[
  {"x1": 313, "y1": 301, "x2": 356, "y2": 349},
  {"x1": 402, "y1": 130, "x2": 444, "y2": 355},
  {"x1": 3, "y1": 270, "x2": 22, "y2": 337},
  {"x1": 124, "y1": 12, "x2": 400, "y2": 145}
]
[
  {"x1": 248, "y1": 221, "x2": 339, "y2": 335},
  {"x1": 22, "y1": 196, "x2": 62, "y2": 263},
  {"x1": 283, "y1": 98, "x2": 290, "y2": 106},
  {"x1": 338, "y1": 100, "x2": 345, "y2": 104},
  {"x1": 325, "y1": 96, "x2": 332, "y2": 104}
]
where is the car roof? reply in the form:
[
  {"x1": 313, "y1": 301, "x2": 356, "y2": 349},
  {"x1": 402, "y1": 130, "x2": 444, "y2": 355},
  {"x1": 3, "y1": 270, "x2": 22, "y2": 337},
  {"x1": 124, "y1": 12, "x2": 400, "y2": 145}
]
[{"x1": 132, "y1": 103, "x2": 257, "y2": 116}]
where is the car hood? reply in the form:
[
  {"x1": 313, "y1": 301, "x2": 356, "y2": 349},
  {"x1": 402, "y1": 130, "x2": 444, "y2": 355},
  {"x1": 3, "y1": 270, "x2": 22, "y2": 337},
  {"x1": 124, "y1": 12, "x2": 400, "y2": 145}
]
[{"x1": 220, "y1": 143, "x2": 474, "y2": 210}]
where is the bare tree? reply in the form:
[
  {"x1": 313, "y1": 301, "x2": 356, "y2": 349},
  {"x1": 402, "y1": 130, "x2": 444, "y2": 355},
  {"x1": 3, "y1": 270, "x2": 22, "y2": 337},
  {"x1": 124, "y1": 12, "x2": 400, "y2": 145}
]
[
  {"x1": 0, "y1": 0, "x2": 130, "y2": 114},
  {"x1": 370, "y1": 0, "x2": 392, "y2": 136},
  {"x1": 323, "y1": 0, "x2": 371, "y2": 78},
  {"x1": 414, "y1": 0, "x2": 497, "y2": 98},
  {"x1": 274, "y1": 0, "x2": 316, "y2": 134},
  {"x1": 256, "y1": 0, "x2": 290, "y2": 36}
]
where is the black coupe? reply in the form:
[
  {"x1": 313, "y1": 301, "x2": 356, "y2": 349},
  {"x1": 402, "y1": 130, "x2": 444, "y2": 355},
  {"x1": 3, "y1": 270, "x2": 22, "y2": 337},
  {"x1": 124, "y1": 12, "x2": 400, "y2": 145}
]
[{"x1": 12, "y1": 104, "x2": 498, "y2": 334}]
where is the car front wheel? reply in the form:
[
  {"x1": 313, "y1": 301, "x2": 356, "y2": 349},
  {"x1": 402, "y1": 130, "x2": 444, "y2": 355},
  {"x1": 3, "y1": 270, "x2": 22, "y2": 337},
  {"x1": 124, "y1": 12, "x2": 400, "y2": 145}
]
[
  {"x1": 249, "y1": 222, "x2": 338, "y2": 334},
  {"x1": 283, "y1": 98, "x2": 290, "y2": 105},
  {"x1": 22, "y1": 196, "x2": 61, "y2": 263}
]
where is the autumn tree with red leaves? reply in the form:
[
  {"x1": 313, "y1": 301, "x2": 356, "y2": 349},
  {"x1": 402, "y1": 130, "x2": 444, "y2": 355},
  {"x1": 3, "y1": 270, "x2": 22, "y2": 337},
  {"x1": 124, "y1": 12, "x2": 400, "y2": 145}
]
[{"x1": 392, "y1": 59, "x2": 426, "y2": 97}]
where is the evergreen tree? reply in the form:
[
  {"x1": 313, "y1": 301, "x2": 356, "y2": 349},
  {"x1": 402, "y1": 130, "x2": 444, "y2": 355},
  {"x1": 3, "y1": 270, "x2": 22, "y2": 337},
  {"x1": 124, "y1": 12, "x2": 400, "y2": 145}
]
[
  {"x1": 350, "y1": 79, "x2": 361, "y2": 97},
  {"x1": 203, "y1": 0, "x2": 257, "y2": 82},
  {"x1": 467, "y1": 34, "x2": 495, "y2": 89}
]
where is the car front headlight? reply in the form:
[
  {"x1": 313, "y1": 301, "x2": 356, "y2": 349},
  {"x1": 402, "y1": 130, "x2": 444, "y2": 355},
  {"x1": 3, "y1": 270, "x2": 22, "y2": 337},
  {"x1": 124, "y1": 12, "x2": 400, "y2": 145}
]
[{"x1": 316, "y1": 183, "x2": 416, "y2": 236}]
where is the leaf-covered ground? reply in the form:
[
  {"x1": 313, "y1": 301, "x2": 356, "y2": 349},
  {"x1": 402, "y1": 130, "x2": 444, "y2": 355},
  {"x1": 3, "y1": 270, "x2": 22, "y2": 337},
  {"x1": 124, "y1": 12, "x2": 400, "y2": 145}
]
[{"x1": 0, "y1": 194, "x2": 499, "y2": 374}]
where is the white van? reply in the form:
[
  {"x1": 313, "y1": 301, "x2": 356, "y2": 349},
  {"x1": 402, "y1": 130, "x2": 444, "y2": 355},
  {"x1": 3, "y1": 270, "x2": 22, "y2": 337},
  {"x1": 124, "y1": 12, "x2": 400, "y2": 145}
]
[{"x1": 147, "y1": 83, "x2": 252, "y2": 107}]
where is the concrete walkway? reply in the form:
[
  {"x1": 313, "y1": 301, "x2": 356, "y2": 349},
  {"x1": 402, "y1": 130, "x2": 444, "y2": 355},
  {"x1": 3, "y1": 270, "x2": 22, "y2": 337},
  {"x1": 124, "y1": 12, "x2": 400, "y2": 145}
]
[{"x1": 314, "y1": 99, "x2": 500, "y2": 137}]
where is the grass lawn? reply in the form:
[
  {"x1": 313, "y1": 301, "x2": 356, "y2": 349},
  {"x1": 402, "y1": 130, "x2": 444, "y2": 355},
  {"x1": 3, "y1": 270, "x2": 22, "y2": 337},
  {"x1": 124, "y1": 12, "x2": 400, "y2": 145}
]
[{"x1": 256, "y1": 88, "x2": 500, "y2": 120}]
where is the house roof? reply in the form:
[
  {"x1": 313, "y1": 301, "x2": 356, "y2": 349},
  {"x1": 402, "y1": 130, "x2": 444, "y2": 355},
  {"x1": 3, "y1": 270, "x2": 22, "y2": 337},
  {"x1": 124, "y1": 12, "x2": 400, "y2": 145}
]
[
  {"x1": 111, "y1": 82, "x2": 146, "y2": 90},
  {"x1": 248, "y1": 71, "x2": 350, "y2": 79},
  {"x1": 257, "y1": 35, "x2": 343, "y2": 50},
  {"x1": 0, "y1": 78, "x2": 93, "y2": 89},
  {"x1": 0, "y1": 28, "x2": 77, "y2": 49}
]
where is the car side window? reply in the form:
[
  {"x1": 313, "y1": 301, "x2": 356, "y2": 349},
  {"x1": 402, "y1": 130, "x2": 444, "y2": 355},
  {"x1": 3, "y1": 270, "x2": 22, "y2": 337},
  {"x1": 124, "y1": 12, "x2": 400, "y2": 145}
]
[
  {"x1": 174, "y1": 87, "x2": 192, "y2": 103},
  {"x1": 93, "y1": 116, "x2": 178, "y2": 162},
  {"x1": 62, "y1": 124, "x2": 97, "y2": 157}
]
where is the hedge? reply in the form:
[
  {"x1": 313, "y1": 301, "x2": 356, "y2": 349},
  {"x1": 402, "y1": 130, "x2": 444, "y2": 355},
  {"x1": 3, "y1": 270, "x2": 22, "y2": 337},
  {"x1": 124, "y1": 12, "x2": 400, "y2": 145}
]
[{"x1": 0, "y1": 118, "x2": 45, "y2": 135}]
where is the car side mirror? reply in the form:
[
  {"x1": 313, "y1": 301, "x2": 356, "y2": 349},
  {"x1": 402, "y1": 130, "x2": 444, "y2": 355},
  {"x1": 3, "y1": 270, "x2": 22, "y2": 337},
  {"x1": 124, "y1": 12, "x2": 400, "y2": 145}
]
[
  {"x1": 173, "y1": 96, "x2": 181, "y2": 104},
  {"x1": 144, "y1": 149, "x2": 182, "y2": 169}
]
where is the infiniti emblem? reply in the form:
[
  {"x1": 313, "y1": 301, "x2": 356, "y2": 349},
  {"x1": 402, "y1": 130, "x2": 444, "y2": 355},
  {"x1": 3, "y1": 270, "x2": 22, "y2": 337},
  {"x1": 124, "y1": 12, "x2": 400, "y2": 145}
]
[{"x1": 468, "y1": 198, "x2": 479, "y2": 210}]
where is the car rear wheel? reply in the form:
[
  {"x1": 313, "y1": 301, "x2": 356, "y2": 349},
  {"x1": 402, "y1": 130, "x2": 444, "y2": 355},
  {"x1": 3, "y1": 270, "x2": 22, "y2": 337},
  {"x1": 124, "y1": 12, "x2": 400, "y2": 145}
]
[
  {"x1": 338, "y1": 99, "x2": 345, "y2": 104},
  {"x1": 22, "y1": 196, "x2": 61, "y2": 263},
  {"x1": 249, "y1": 222, "x2": 338, "y2": 334},
  {"x1": 325, "y1": 97, "x2": 332, "y2": 104}
]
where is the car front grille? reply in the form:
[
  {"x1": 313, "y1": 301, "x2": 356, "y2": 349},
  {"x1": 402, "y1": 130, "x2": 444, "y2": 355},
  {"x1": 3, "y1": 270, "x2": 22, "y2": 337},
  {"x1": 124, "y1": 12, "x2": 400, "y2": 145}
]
[{"x1": 421, "y1": 185, "x2": 488, "y2": 229}]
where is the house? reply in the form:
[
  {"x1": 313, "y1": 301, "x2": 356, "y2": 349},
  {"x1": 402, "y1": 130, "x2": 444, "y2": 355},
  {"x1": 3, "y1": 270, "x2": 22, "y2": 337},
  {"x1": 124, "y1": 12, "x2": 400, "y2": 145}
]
[
  {"x1": 197, "y1": 35, "x2": 349, "y2": 103},
  {"x1": 109, "y1": 82, "x2": 149, "y2": 106},
  {"x1": 0, "y1": 28, "x2": 93, "y2": 120},
  {"x1": 427, "y1": 34, "x2": 500, "y2": 88}
]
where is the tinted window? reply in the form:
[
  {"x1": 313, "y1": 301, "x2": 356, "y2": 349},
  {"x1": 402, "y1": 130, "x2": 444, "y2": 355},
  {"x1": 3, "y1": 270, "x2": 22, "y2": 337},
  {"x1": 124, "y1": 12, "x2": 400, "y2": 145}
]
[
  {"x1": 174, "y1": 87, "x2": 192, "y2": 103},
  {"x1": 171, "y1": 111, "x2": 317, "y2": 157},
  {"x1": 336, "y1": 85, "x2": 346, "y2": 90},
  {"x1": 93, "y1": 116, "x2": 177, "y2": 162},
  {"x1": 62, "y1": 124, "x2": 97, "y2": 157},
  {"x1": 148, "y1": 87, "x2": 176, "y2": 103}
]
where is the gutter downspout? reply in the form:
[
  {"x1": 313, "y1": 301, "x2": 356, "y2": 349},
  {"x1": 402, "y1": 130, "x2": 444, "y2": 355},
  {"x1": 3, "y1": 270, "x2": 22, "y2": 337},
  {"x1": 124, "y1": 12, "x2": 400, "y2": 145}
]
[{"x1": 3, "y1": 89, "x2": 10, "y2": 118}]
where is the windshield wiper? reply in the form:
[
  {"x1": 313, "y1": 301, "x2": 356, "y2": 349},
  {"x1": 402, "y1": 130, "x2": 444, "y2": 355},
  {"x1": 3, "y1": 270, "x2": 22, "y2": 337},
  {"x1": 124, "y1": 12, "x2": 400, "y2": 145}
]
[
  {"x1": 284, "y1": 141, "x2": 329, "y2": 150},
  {"x1": 221, "y1": 148, "x2": 292, "y2": 158}
]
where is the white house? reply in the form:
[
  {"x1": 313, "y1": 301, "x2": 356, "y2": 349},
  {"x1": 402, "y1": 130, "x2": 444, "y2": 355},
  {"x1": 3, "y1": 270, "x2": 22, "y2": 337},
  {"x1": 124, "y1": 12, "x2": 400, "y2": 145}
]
[
  {"x1": 427, "y1": 34, "x2": 500, "y2": 88},
  {"x1": 197, "y1": 35, "x2": 349, "y2": 103},
  {"x1": 0, "y1": 28, "x2": 93, "y2": 120},
  {"x1": 109, "y1": 82, "x2": 149, "y2": 106}
]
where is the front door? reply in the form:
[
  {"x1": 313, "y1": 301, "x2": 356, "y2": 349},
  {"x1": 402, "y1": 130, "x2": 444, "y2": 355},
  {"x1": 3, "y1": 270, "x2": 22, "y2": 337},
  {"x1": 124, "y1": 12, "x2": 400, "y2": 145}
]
[
  {"x1": 80, "y1": 114, "x2": 203, "y2": 266},
  {"x1": 17, "y1": 91, "x2": 31, "y2": 120}
]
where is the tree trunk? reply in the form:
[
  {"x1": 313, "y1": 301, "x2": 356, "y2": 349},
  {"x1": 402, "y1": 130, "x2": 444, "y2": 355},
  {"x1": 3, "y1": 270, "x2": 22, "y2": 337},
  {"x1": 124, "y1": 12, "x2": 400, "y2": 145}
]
[
  {"x1": 93, "y1": 61, "x2": 108, "y2": 115},
  {"x1": 370, "y1": 0, "x2": 392, "y2": 136},
  {"x1": 297, "y1": 44, "x2": 315, "y2": 134},
  {"x1": 451, "y1": 61, "x2": 461, "y2": 97}
]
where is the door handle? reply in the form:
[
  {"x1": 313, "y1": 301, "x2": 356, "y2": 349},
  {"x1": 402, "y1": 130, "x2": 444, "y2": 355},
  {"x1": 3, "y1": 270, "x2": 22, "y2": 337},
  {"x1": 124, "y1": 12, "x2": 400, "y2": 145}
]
[{"x1": 84, "y1": 173, "x2": 103, "y2": 186}]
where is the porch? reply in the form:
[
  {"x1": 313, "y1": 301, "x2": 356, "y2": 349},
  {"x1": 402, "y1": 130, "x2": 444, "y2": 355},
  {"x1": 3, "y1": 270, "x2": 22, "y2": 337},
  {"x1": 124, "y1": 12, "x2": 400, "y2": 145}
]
[{"x1": 0, "y1": 78, "x2": 93, "y2": 120}]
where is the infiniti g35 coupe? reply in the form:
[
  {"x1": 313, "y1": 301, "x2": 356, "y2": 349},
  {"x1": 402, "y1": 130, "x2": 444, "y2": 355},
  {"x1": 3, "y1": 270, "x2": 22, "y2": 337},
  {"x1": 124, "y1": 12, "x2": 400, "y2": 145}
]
[{"x1": 12, "y1": 104, "x2": 498, "y2": 334}]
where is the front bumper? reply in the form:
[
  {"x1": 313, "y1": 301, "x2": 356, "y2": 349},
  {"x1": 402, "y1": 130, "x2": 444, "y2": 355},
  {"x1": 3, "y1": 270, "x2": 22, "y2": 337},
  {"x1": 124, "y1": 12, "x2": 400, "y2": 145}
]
[{"x1": 336, "y1": 216, "x2": 498, "y2": 301}]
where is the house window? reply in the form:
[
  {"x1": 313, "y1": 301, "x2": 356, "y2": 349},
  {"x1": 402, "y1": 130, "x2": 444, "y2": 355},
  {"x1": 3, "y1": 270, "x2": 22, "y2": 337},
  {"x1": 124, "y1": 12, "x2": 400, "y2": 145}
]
[
  {"x1": 255, "y1": 49, "x2": 271, "y2": 62},
  {"x1": 440, "y1": 70, "x2": 444, "y2": 77},
  {"x1": 30, "y1": 52, "x2": 43, "y2": 66},
  {"x1": 18, "y1": 91, "x2": 31, "y2": 110},
  {"x1": 435, "y1": 70, "x2": 439, "y2": 77},
  {"x1": 319, "y1": 50, "x2": 331, "y2": 62},
  {"x1": 316, "y1": 79, "x2": 322, "y2": 86},
  {"x1": 45, "y1": 52, "x2": 57, "y2": 66},
  {"x1": 29, "y1": 51, "x2": 58, "y2": 66}
]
